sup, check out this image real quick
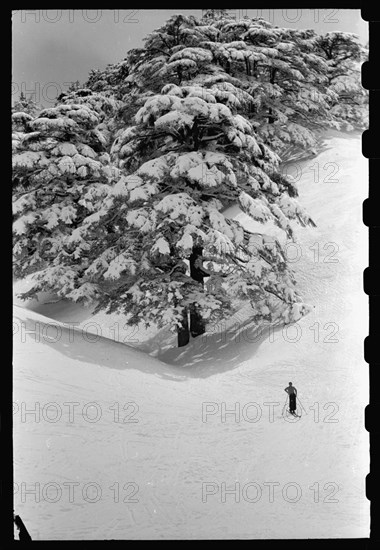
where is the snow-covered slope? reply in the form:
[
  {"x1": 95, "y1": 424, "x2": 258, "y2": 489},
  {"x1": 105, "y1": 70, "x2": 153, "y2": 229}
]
[{"x1": 13, "y1": 131, "x2": 369, "y2": 539}]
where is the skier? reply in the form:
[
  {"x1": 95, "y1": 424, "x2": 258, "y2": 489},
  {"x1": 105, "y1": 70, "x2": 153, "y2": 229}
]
[{"x1": 284, "y1": 382, "x2": 297, "y2": 415}]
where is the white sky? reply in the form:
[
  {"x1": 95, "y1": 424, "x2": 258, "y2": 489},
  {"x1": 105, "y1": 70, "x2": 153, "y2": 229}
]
[{"x1": 12, "y1": 9, "x2": 368, "y2": 107}]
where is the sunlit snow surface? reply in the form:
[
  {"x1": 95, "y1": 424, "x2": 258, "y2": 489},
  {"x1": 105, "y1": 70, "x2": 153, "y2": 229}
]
[{"x1": 13, "y1": 131, "x2": 368, "y2": 539}]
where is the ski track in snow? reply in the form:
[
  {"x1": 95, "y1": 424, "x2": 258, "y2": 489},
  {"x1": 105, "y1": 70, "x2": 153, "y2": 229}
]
[{"x1": 13, "y1": 131, "x2": 369, "y2": 539}]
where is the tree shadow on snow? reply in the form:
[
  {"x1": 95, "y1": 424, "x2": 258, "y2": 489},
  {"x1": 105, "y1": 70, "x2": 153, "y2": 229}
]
[
  {"x1": 16, "y1": 297, "x2": 95, "y2": 324},
  {"x1": 13, "y1": 311, "x2": 191, "y2": 383},
  {"x1": 145, "y1": 318, "x2": 285, "y2": 378},
  {"x1": 14, "y1": 309, "x2": 285, "y2": 381}
]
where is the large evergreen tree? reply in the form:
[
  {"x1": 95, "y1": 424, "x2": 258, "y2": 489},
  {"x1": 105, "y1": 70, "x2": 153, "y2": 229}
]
[
  {"x1": 118, "y1": 14, "x2": 340, "y2": 159},
  {"x1": 13, "y1": 13, "x2": 366, "y2": 347},
  {"x1": 97, "y1": 79, "x2": 315, "y2": 346},
  {"x1": 47, "y1": 15, "x2": 318, "y2": 346}
]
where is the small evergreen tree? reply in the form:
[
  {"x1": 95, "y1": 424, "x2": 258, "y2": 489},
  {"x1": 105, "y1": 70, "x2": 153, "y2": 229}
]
[{"x1": 12, "y1": 91, "x2": 41, "y2": 117}]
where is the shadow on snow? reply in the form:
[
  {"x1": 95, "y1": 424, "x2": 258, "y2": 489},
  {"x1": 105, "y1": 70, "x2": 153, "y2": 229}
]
[{"x1": 14, "y1": 308, "x2": 284, "y2": 381}]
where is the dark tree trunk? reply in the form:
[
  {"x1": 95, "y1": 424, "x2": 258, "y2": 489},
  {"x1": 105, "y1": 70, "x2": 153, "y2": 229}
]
[
  {"x1": 245, "y1": 57, "x2": 250, "y2": 76},
  {"x1": 189, "y1": 245, "x2": 207, "y2": 338},
  {"x1": 177, "y1": 307, "x2": 190, "y2": 347},
  {"x1": 176, "y1": 246, "x2": 209, "y2": 347},
  {"x1": 189, "y1": 245, "x2": 206, "y2": 282},
  {"x1": 192, "y1": 119, "x2": 200, "y2": 151},
  {"x1": 169, "y1": 244, "x2": 190, "y2": 348},
  {"x1": 177, "y1": 67, "x2": 183, "y2": 85},
  {"x1": 189, "y1": 304, "x2": 205, "y2": 338}
]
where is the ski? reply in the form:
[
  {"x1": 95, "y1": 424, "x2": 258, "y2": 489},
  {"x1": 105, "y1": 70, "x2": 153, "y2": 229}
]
[{"x1": 288, "y1": 410, "x2": 301, "y2": 417}]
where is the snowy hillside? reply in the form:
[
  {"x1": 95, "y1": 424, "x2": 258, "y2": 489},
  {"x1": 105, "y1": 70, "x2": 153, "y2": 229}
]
[{"x1": 13, "y1": 131, "x2": 368, "y2": 539}]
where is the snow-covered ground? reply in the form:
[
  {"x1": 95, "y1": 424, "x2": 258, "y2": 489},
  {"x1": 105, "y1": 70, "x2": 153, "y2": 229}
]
[{"x1": 13, "y1": 131, "x2": 369, "y2": 539}]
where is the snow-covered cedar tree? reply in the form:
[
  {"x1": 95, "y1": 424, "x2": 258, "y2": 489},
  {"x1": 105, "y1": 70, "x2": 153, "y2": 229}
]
[
  {"x1": 12, "y1": 93, "x2": 42, "y2": 154},
  {"x1": 315, "y1": 32, "x2": 368, "y2": 131},
  {"x1": 86, "y1": 13, "x2": 365, "y2": 158},
  {"x1": 13, "y1": 100, "x2": 119, "y2": 301},
  {"x1": 12, "y1": 12, "x2": 365, "y2": 348},
  {"x1": 115, "y1": 13, "x2": 364, "y2": 164},
  {"x1": 72, "y1": 72, "x2": 316, "y2": 346}
]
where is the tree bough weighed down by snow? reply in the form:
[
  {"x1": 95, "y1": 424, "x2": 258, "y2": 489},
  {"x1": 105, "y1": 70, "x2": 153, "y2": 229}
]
[
  {"x1": 12, "y1": 93, "x2": 120, "y2": 300},
  {"x1": 13, "y1": 13, "x2": 366, "y2": 347}
]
